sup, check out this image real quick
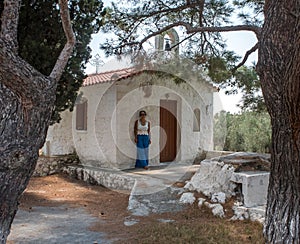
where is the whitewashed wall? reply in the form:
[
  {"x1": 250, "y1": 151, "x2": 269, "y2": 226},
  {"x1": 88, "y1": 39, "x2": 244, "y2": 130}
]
[
  {"x1": 112, "y1": 73, "x2": 214, "y2": 169},
  {"x1": 44, "y1": 71, "x2": 215, "y2": 170},
  {"x1": 42, "y1": 110, "x2": 74, "y2": 156},
  {"x1": 72, "y1": 83, "x2": 117, "y2": 168}
]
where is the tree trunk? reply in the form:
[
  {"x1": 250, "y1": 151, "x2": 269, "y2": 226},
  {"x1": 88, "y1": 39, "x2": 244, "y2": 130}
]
[
  {"x1": 0, "y1": 44, "x2": 56, "y2": 243},
  {"x1": 257, "y1": 1, "x2": 300, "y2": 242},
  {"x1": 0, "y1": 0, "x2": 74, "y2": 241}
]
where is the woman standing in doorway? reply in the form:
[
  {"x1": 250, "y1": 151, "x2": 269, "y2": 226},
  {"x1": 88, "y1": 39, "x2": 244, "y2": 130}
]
[{"x1": 134, "y1": 110, "x2": 151, "y2": 169}]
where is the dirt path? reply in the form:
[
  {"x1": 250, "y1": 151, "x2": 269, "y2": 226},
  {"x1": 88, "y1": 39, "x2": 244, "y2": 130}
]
[
  {"x1": 8, "y1": 173, "x2": 264, "y2": 244},
  {"x1": 8, "y1": 174, "x2": 130, "y2": 243}
]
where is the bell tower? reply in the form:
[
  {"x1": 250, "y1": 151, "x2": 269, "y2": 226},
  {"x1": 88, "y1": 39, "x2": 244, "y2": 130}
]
[{"x1": 154, "y1": 28, "x2": 180, "y2": 55}]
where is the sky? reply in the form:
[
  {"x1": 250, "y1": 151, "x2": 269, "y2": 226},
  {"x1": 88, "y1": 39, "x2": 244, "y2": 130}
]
[
  {"x1": 214, "y1": 31, "x2": 258, "y2": 114},
  {"x1": 85, "y1": 1, "x2": 259, "y2": 114}
]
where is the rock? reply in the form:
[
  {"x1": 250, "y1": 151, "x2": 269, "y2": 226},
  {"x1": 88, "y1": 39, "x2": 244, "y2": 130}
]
[
  {"x1": 183, "y1": 182, "x2": 194, "y2": 191},
  {"x1": 184, "y1": 160, "x2": 236, "y2": 198},
  {"x1": 231, "y1": 204, "x2": 266, "y2": 222},
  {"x1": 204, "y1": 202, "x2": 213, "y2": 208},
  {"x1": 234, "y1": 201, "x2": 243, "y2": 207},
  {"x1": 211, "y1": 192, "x2": 226, "y2": 204},
  {"x1": 212, "y1": 204, "x2": 225, "y2": 218},
  {"x1": 248, "y1": 206, "x2": 266, "y2": 224},
  {"x1": 124, "y1": 216, "x2": 139, "y2": 226},
  {"x1": 231, "y1": 206, "x2": 249, "y2": 221},
  {"x1": 198, "y1": 198, "x2": 206, "y2": 207},
  {"x1": 205, "y1": 202, "x2": 225, "y2": 218},
  {"x1": 179, "y1": 193, "x2": 196, "y2": 205},
  {"x1": 157, "y1": 219, "x2": 175, "y2": 223}
]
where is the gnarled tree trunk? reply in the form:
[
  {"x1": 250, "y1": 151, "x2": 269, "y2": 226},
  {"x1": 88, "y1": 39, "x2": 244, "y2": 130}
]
[
  {"x1": 257, "y1": 0, "x2": 300, "y2": 242},
  {"x1": 0, "y1": 0, "x2": 75, "y2": 243},
  {"x1": 0, "y1": 48, "x2": 56, "y2": 242}
]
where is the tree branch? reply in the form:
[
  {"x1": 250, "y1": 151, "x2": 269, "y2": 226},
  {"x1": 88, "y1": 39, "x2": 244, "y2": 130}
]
[
  {"x1": 0, "y1": 40, "x2": 51, "y2": 104},
  {"x1": 184, "y1": 23, "x2": 261, "y2": 37},
  {"x1": 116, "y1": 21, "x2": 261, "y2": 51},
  {"x1": 0, "y1": 0, "x2": 20, "y2": 53},
  {"x1": 137, "y1": 22, "x2": 187, "y2": 49},
  {"x1": 170, "y1": 33, "x2": 197, "y2": 51},
  {"x1": 0, "y1": 1, "x2": 49, "y2": 103},
  {"x1": 232, "y1": 42, "x2": 259, "y2": 72},
  {"x1": 0, "y1": 0, "x2": 76, "y2": 106},
  {"x1": 124, "y1": 2, "x2": 201, "y2": 20},
  {"x1": 0, "y1": 0, "x2": 75, "y2": 102},
  {"x1": 197, "y1": 0, "x2": 205, "y2": 27},
  {"x1": 50, "y1": 0, "x2": 76, "y2": 82}
]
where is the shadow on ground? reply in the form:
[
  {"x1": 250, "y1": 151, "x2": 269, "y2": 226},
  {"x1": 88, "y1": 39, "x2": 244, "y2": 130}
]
[{"x1": 8, "y1": 205, "x2": 109, "y2": 244}]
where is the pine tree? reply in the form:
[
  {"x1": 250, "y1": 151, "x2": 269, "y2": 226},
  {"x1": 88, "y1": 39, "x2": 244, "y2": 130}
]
[{"x1": 2, "y1": 0, "x2": 105, "y2": 124}]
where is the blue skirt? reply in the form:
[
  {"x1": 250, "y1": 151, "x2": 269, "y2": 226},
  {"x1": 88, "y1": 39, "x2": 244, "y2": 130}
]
[{"x1": 135, "y1": 135, "x2": 150, "y2": 168}]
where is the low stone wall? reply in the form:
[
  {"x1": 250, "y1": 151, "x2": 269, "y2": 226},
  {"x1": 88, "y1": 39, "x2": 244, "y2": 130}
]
[
  {"x1": 34, "y1": 155, "x2": 135, "y2": 192},
  {"x1": 62, "y1": 165, "x2": 135, "y2": 192},
  {"x1": 33, "y1": 155, "x2": 79, "y2": 177}
]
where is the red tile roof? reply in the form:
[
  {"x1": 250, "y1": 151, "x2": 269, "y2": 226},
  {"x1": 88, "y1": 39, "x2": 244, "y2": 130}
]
[
  {"x1": 83, "y1": 67, "x2": 142, "y2": 86},
  {"x1": 83, "y1": 66, "x2": 219, "y2": 92}
]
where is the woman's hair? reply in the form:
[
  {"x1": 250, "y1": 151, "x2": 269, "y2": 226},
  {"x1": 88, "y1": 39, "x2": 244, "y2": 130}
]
[{"x1": 139, "y1": 110, "x2": 147, "y2": 116}]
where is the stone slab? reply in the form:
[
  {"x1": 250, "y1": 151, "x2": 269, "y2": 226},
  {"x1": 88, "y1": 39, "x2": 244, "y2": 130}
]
[
  {"x1": 217, "y1": 152, "x2": 271, "y2": 172},
  {"x1": 231, "y1": 171, "x2": 269, "y2": 207}
]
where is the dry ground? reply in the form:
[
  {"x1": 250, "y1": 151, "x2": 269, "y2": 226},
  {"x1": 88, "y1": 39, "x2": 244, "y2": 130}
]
[{"x1": 16, "y1": 173, "x2": 265, "y2": 243}]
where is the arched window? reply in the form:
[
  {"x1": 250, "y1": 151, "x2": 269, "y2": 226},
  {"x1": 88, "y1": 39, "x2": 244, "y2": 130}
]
[
  {"x1": 154, "y1": 28, "x2": 180, "y2": 54},
  {"x1": 193, "y1": 108, "x2": 200, "y2": 132},
  {"x1": 76, "y1": 100, "x2": 87, "y2": 131}
]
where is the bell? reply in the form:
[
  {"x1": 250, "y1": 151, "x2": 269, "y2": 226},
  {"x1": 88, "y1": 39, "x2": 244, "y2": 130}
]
[{"x1": 165, "y1": 40, "x2": 171, "y2": 51}]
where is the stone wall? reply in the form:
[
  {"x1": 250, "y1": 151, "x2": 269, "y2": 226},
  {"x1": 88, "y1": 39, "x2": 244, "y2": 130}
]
[
  {"x1": 33, "y1": 155, "x2": 80, "y2": 177},
  {"x1": 41, "y1": 110, "x2": 75, "y2": 156},
  {"x1": 62, "y1": 165, "x2": 135, "y2": 192}
]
